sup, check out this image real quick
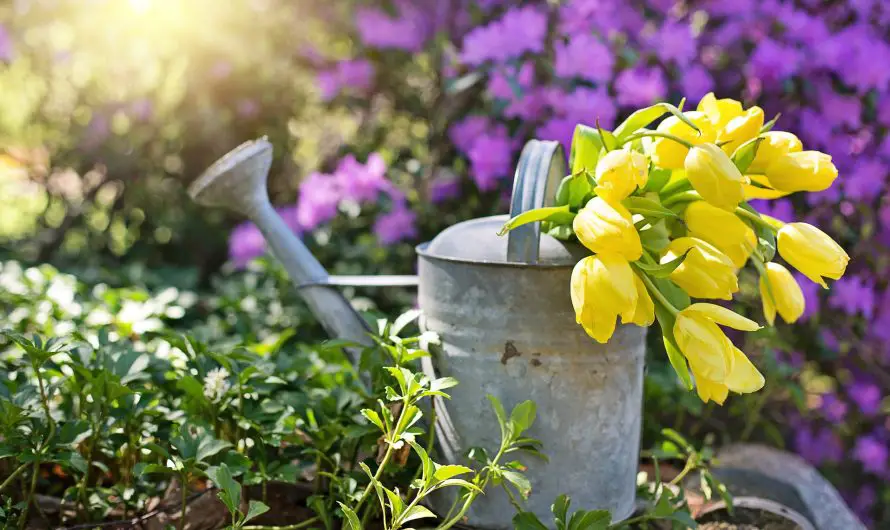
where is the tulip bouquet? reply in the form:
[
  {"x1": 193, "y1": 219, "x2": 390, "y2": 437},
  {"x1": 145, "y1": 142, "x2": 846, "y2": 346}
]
[{"x1": 500, "y1": 93, "x2": 850, "y2": 405}]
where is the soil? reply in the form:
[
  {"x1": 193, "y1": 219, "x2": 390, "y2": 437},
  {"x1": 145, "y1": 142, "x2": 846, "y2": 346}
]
[{"x1": 696, "y1": 506, "x2": 805, "y2": 530}]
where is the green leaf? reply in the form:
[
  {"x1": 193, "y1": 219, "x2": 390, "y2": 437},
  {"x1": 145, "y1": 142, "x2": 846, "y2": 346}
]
[
  {"x1": 433, "y1": 464, "x2": 473, "y2": 482},
  {"x1": 501, "y1": 469, "x2": 532, "y2": 498},
  {"x1": 243, "y1": 500, "x2": 270, "y2": 525},
  {"x1": 639, "y1": 223, "x2": 671, "y2": 254},
  {"x1": 498, "y1": 205, "x2": 575, "y2": 236},
  {"x1": 509, "y1": 400, "x2": 536, "y2": 437},
  {"x1": 361, "y1": 409, "x2": 385, "y2": 432},
  {"x1": 653, "y1": 305, "x2": 693, "y2": 390},
  {"x1": 556, "y1": 171, "x2": 596, "y2": 209},
  {"x1": 760, "y1": 112, "x2": 781, "y2": 134},
  {"x1": 135, "y1": 463, "x2": 173, "y2": 476},
  {"x1": 570, "y1": 124, "x2": 606, "y2": 174},
  {"x1": 643, "y1": 167, "x2": 672, "y2": 192},
  {"x1": 623, "y1": 196, "x2": 679, "y2": 220},
  {"x1": 614, "y1": 100, "x2": 696, "y2": 141},
  {"x1": 661, "y1": 428, "x2": 693, "y2": 453},
  {"x1": 338, "y1": 503, "x2": 362, "y2": 530},
  {"x1": 632, "y1": 251, "x2": 689, "y2": 279},
  {"x1": 434, "y1": 478, "x2": 484, "y2": 493},
  {"x1": 384, "y1": 486, "x2": 405, "y2": 520},
  {"x1": 731, "y1": 136, "x2": 764, "y2": 174},
  {"x1": 568, "y1": 509, "x2": 610, "y2": 530},
  {"x1": 513, "y1": 512, "x2": 550, "y2": 530},
  {"x1": 552, "y1": 494, "x2": 570, "y2": 529},
  {"x1": 176, "y1": 375, "x2": 206, "y2": 402},
  {"x1": 669, "y1": 511, "x2": 698, "y2": 527},
  {"x1": 487, "y1": 394, "x2": 512, "y2": 442},
  {"x1": 739, "y1": 202, "x2": 777, "y2": 261},
  {"x1": 206, "y1": 464, "x2": 241, "y2": 515},
  {"x1": 429, "y1": 377, "x2": 459, "y2": 393},
  {"x1": 652, "y1": 489, "x2": 675, "y2": 517},
  {"x1": 196, "y1": 436, "x2": 232, "y2": 463},
  {"x1": 401, "y1": 505, "x2": 436, "y2": 524}
]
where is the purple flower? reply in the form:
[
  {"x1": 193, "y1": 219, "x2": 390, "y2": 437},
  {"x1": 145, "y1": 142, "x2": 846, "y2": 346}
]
[
  {"x1": 848, "y1": 485, "x2": 877, "y2": 527},
  {"x1": 819, "y1": 392, "x2": 848, "y2": 424},
  {"x1": 829, "y1": 275, "x2": 877, "y2": 319},
  {"x1": 229, "y1": 222, "x2": 265, "y2": 268},
  {"x1": 817, "y1": 86, "x2": 862, "y2": 130},
  {"x1": 460, "y1": 6, "x2": 547, "y2": 66},
  {"x1": 374, "y1": 202, "x2": 418, "y2": 245},
  {"x1": 794, "y1": 426, "x2": 843, "y2": 465},
  {"x1": 679, "y1": 64, "x2": 715, "y2": 101},
  {"x1": 848, "y1": 380, "x2": 882, "y2": 416},
  {"x1": 428, "y1": 174, "x2": 461, "y2": 203},
  {"x1": 749, "y1": 198, "x2": 794, "y2": 223},
  {"x1": 536, "y1": 117, "x2": 577, "y2": 152},
  {"x1": 853, "y1": 435, "x2": 888, "y2": 475},
  {"x1": 450, "y1": 116, "x2": 493, "y2": 156},
  {"x1": 335, "y1": 153, "x2": 387, "y2": 203},
  {"x1": 558, "y1": 0, "x2": 644, "y2": 37},
  {"x1": 747, "y1": 38, "x2": 802, "y2": 87},
  {"x1": 468, "y1": 129, "x2": 514, "y2": 191},
  {"x1": 843, "y1": 158, "x2": 885, "y2": 202},
  {"x1": 317, "y1": 59, "x2": 375, "y2": 101},
  {"x1": 552, "y1": 87, "x2": 617, "y2": 129},
  {"x1": 553, "y1": 33, "x2": 614, "y2": 83},
  {"x1": 0, "y1": 24, "x2": 13, "y2": 62},
  {"x1": 649, "y1": 19, "x2": 697, "y2": 66},
  {"x1": 488, "y1": 62, "x2": 535, "y2": 100},
  {"x1": 614, "y1": 66, "x2": 667, "y2": 108},
  {"x1": 796, "y1": 273, "x2": 821, "y2": 321},
  {"x1": 356, "y1": 2, "x2": 430, "y2": 51},
  {"x1": 296, "y1": 172, "x2": 341, "y2": 230}
]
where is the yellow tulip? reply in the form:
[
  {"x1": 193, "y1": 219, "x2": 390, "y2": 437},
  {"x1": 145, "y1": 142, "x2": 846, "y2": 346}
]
[
  {"x1": 697, "y1": 92, "x2": 744, "y2": 130},
  {"x1": 765, "y1": 151, "x2": 838, "y2": 192},
  {"x1": 594, "y1": 149, "x2": 649, "y2": 202},
  {"x1": 777, "y1": 223, "x2": 849, "y2": 288},
  {"x1": 747, "y1": 131, "x2": 803, "y2": 174},
  {"x1": 673, "y1": 303, "x2": 760, "y2": 383},
  {"x1": 621, "y1": 272, "x2": 655, "y2": 327},
  {"x1": 694, "y1": 346, "x2": 765, "y2": 405},
  {"x1": 570, "y1": 253, "x2": 637, "y2": 343},
  {"x1": 573, "y1": 197, "x2": 642, "y2": 261},
  {"x1": 647, "y1": 111, "x2": 716, "y2": 170},
  {"x1": 663, "y1": 237, "x2": 739, "y2": 300},
  {"x1": 684, "y1": 201, "x2": 757, "y2": 268},
  {"x1": 684, "y1": 143, "x2": 746, "y2": 211},
  {"x1": 742, "y1": 173, "x2": 791, "y2": 200},
  {"x1": 759, "y1": 262, "x2": 805, "y2": 325},
  {"x1": 718, "y1": 106, "x2": 764, "y2": 155}
]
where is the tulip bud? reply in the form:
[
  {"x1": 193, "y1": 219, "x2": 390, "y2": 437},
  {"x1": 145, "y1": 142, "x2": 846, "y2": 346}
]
[
  {"x1": 694, "y1": 346, "x2": 765, "y2": 404},
  {"x1": 717, "y1": 106, "x2": 764, "y2": 155},
  {"x1": 594, "y1": 149, "x2": 649, "y2": 202},
  {"x1": 765, "y1": 151, "x2": 838, "y2": 192},
  {"x1": 777, "y1": 223, "x2": 849, "y2": 288},
  {"x1": 684, "y1": 143, "x2": 746, "y2": 211},
  {"x1": 570, "y1": 253, "x2": 637, "y2": 343},
  {"x1": 684, "y1": 201, "x2": 757, "y2": 268},
  {"x1": 697, "y1": 92, "x2": 744, "y2": 130},
  {"x1": 663, "y1": 237, "x2": 739, "y2": 300},
  {"x1": 747, "y1": 131, "x2": 803, "y2": 174},
  {"x1": 646, "y1": 111, "x2": 716, "y2": 170},
  {"x1": 620, "y1": 272, "x2": 654, "y2": 327},
  {"x1": 759, "y1": 262, "x2": 805, "y2": 325},
  {"x1": 573, "y1": 197, "x2": 642, "y2": 261},
  {"x1": 674, "y1": 303, "x2": 760, "y2": 383}
]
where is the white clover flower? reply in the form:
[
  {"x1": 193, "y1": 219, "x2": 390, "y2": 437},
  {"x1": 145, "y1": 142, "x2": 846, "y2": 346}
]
[{"x1": 203, "y1": 367, "x2": 231, "y2": 403}]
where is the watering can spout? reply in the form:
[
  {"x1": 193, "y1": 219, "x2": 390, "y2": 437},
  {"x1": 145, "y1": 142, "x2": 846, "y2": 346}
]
[{"x1": 188, "y1": 138, "x2": 373, "y2": 354}]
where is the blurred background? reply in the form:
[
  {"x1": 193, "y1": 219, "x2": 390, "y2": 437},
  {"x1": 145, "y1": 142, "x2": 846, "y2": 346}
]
[{"x1": 0, "y1": 0, "x2": 888, "y2": 525}]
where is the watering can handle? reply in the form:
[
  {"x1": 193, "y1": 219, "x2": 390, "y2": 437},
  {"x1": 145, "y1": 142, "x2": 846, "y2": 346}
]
[{"x1": 506, "y1": 140, "x2": 567, "y2": 264}]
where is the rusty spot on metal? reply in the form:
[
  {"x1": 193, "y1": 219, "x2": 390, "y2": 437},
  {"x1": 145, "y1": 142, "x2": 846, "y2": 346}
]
[
  {"x1": 501, "y1": 341, "x2": 521, "y2": 364},
  {"x1": 530, "y1": 358, "x2": 542, "y2": 367}
]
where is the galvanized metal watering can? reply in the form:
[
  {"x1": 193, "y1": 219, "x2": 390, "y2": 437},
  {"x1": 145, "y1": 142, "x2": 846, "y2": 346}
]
[{"x1": 189, "y1": 138, "x2": 646, "y2": 528}]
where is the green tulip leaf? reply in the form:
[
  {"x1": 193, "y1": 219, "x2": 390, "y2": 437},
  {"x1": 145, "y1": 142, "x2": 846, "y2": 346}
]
[
  {"x1": 731, "y1": 136, "x2": 764, "y2": 174},
  {"x1": 623, "y1": 196, "x2": 680, "y2": 220},
  {"x1": 570, "y1": 124, "x2": 606, "y2": 174},
  {"x1": 613, "y1": 99, "x2": 696, "y2": 141},
  {"x1": 498, "y1": 205, "x2": 574, "y2": 236}
]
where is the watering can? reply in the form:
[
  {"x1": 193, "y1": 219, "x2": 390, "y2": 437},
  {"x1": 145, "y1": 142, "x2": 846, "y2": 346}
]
[{"x1": 189, "y1": 138, "x2": 646, "y2": 528}]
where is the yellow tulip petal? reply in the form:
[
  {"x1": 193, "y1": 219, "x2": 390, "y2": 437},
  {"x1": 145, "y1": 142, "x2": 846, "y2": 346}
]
[
  {"x1": 685, "y1": 303, "x2": 761, "y2": 331},
  {"x1": 695, "y1": 376, "x2": 729, "y2": 405},
  {"x1": 723, "y1": 347, "x2": 765, "y2": 394}
]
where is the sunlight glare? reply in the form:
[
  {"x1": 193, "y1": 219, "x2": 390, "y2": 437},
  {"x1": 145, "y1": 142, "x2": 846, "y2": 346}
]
[{"x1": 129, "y1": 0, "x2": 153, "y2": 14}]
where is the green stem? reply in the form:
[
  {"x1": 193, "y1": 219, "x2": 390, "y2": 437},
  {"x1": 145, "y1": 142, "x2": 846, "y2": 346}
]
[
  {"x1": 662, "y1": 191, "x2": 701, "y2": 208},
  {"x1": 659, "y1": 178, "x2": 692, "y2": 197},
  {"x1": 669, "y1": 458, "x2": 696, "y2": 487},
  {"x1": 352, "y1": 401, "x2": 410, "y2": 519},
  {"x1": 741, "y1": 389, "x2": 770, "y2": 441},
  {"x1": 35, "y1": 370, "x2": 56, "y2": 451},
  {"x1": 179, "y1": 472, "x2": 189, "y2": 530},
  {"x1": 242, "y1": 517, "x2": 321, "y2": 530},
  {"x1": 0, "y1": 462, "x2": 29, "y2": 492},
  {"x1": 620, "y1": 131, "x2": 695, "y2": 149},
  {"x1": 19, "y1": 460, "x2": 40, "y2": 529},
  {"x1": 735, "y1": 207, "x2": 779, "y2": 232},
  {"x1": 637, "y1": 270, "x2": 680, "y2": 316},
  {"x1": 502, "y1": 484, "x2": 524, "y2": 512},
  {"x1": 435, "y1": 444, "x2": 508, "y2": 530}
]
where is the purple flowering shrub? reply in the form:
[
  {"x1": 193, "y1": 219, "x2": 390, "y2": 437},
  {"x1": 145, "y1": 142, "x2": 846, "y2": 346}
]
[{"x1": 279, "y1": 0, "x2": 890, "y2": 525}]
